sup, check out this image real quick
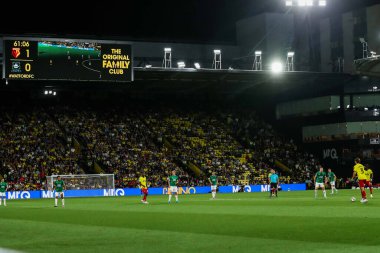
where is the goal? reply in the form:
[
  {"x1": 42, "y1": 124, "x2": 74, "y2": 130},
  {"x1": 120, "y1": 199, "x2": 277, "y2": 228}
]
[{"x1": 46, "y1": 174, "x2": 115, "y2": 191}]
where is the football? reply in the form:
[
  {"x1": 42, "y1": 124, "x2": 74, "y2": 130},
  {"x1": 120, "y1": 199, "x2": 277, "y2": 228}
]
[{"x1": 351, "y1": 197, "x2": 356, "y2": 202}]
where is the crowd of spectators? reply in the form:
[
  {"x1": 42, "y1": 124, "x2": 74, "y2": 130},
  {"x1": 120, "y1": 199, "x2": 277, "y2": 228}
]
[
  {"x1": 0, "y1": 108, "x2": 82, "y2": 190},
  {"x1": 145, "y1": 112, "x2": 260, "y2": 185},
  {"x1": 0, "y1": 106, "x2": 321, "y2": 190},
  {"x1": 220, "y1": 111, "x2": 320, "y2": 183},
  {"x1": 53, "y1": 108, "x2": 198, "y2": 188}
]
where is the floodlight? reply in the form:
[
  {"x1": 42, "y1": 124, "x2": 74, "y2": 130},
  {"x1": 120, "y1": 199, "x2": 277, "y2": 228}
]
[
  {"x1": 255, "y1": 51, "x2": 262, "y2": 56},
  {"x1": 271, "y1": 62, "x2": 283, "y2": 73},
  {"x1": 194, "y1": 63, "x2": 201, "y2": 69},
  {"x1": 213, "y1": 50, "x2": 222, "y2": 69},
  {"x1": 53, "y1": 92, "x2": 57, "y2": 96},
  {"x1": 364, "y1": 108, "x2": 369, "y2": 111},
  {"x1": 374, "y1": 86, "x2": 378, "y2": 90},
  {"x1": 298, "y1": 0, "x2": 306, "y2": 6},
  {"x1": 318, "y1": 0, "x2": 326, "y2": 6},
  {"x1": 287, "y1": 52, "x2": 295, "y2": 57},
  {"x1": 164, "y1": 48, "x2": 172, "y2": 52},
  {"x1": 370, "y1": 51, "x2": 377, "y2": 56},
  {"x1": 285, "y1": 0, "x2": 293, "y2": 6},
  {"x1": 48, "y1": 90, "x2": 52, "y2": 94},
  {"x1": 145, "y1": 65, "x2": 152, "y2": 68},
  {"x1": 177, "y1": 61, "x2": 185, "y2": 68}
]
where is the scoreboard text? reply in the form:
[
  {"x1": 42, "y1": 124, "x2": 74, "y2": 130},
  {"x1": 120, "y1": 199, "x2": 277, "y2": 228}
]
[{"x1": 3, "y1": 38, "x2": 133, "y2": 82}]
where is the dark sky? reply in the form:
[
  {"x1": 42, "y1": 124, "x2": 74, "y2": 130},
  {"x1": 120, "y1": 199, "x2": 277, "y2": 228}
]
[{"x1": 2, "y1": 0, "x2": 380, "y2": 43}]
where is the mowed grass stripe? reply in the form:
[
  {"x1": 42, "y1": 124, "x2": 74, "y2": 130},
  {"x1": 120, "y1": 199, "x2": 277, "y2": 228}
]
[
  {"x1": 0, "y1": 219, "x2": 379, "y2": 253},
  {"x1": 0, "y1": 191, "x2": 379, "y2": 247},
  {"x1": 7, "y1": 191, "x2": 379, "y2": 217}
]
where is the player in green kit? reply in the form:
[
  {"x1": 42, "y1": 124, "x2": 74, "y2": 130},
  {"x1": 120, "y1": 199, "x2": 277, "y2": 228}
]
[
  {"x1": 208, "y1": 172, "x2": 218, "y2": 199},
  {"x1": 168, "y1": 170, "x2": 179, "y2": 204},
  {"x1": 314, "y1": 167, "x2": 327, "y2": 199},
  {"x1": 53, "y1": 176, "x2": 65, "y2": 208},
  {"x1": 327, "y1": 168, "x2": 338, "y2": 194},
  {"x1": 0, "y1": 178, "x2": 8, "y2": 206}
]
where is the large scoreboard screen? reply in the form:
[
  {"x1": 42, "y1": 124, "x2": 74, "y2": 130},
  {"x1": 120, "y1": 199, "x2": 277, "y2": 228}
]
[{"x1": 2, "y1": 38, "x2": 133, "y2": 82}]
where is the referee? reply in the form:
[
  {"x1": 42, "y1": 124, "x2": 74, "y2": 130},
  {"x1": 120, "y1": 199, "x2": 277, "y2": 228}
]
[{"x1": 268, "y1": 169, "x2": 279, "y2": 198}]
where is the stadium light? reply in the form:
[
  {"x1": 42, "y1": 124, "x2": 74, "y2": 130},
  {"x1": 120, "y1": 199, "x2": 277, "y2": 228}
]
[
  {"x1": 194, "y1": 63, "x2": 201, "y2": 69},
  {"x1": 53, "y1": 92, "x2": 57, "y2": 96},
  {"x1": 253, "y1": 51, "x2": 263, "y2": 70},
  {"x1": 48, "y1": 90, "x2": 52, "y2": 94},
  {"x1": 286, "y1": 0, "x2": 326, "y2": 7},
  {"x1": 164, "y1": 48, "x2": 172, "y2": 52},
  {"x1": 44, "y1": 90, "x2": 48, "y2": 95},
  {"x1": 298, "y1": 0, "x2": 306, "y2": 6},
  {"x1": 271, "y1": 62, "x2": 283, "y2": 73},
  {"x1": 177, "y1": 61, "x2": 186, "y2": 68},
  {"x1": 318, "y1": 0, "x2": 326, "y2": 6},
  {"x1": 213, "y1": 50, "x2": 222, "y2": 69}
]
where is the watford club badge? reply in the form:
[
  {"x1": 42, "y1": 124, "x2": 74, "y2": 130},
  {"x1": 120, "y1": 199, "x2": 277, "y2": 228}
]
[{"x1": 12, "y1": 48, "x2": 21, "y2": 58}]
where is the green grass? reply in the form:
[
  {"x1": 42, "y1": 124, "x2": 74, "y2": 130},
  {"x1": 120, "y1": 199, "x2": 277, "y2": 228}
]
[
  {"x1": 38, "y1": 44, "x2": 100, "y2": 58},
  {"x1": 0, "y1": 190, "x2": 379, "y2": 253}
]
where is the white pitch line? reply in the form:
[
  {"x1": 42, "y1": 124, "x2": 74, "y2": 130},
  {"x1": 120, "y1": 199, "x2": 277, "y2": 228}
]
[
  {"x1": 189, "y1": 198, "x2": 245, "y2": 202},
  {"x1": 0, "y1": 248, "x2": 24, "y2": 253},
  {"x1": 81, "y1": 59, "x2": 101, "y2": 73}
]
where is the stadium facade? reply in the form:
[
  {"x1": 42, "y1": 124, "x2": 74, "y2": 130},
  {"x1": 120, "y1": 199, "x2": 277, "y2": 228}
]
[{"x1": 1, "y1": 4, "x2": 380, "y2": 179}]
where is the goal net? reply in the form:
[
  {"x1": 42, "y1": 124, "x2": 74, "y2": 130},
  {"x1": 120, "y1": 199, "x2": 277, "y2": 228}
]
[{"x1": 46, "y1": 174, "x2": 115, "y2": 191}]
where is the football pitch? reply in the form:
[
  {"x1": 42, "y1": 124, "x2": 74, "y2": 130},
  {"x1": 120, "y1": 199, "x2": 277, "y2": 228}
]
[
  {"x1": 38, "y1": 43, "x2": 100, "y2": 58},
  {"x1": 0, "y1": 190, "x2": 379, "y2": 253}
]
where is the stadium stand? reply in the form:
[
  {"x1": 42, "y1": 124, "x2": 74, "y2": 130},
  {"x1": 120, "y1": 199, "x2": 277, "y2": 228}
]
[
  {"x1": 0, "y1": 106, "x2": 320, "y2": 189},
  {"x1": 52, "y1": 107, "x2": 199, "y2": 188},
  {"x1": 0, "y1": 108, "x2": 83, "y2": 191},
  {"x1": 219, "y1": 111, "x2": 320, "y2": 183}
]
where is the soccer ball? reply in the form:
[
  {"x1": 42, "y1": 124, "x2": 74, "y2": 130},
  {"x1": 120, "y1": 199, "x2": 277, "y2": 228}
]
[{"x1": 351, "y1": 197, "x2": 356, "y2": 202}]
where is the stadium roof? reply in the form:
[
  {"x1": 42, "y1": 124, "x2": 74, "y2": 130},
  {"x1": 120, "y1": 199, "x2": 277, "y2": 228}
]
[
  {"x1": 1, "y1": 68, "x2": 354, "y2": 105},
  {"x1": 355, "y1": 58, "x2": 380, "y2": 78}
]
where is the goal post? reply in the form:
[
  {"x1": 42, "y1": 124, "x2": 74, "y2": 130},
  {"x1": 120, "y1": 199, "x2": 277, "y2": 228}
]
[{"x1": 46, "y1": 174, "x2": 115, "y2": 191}]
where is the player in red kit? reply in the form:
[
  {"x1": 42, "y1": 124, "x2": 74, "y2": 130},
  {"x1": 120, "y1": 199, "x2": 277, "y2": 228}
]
[{"x1": 139, "y1": 173, "x2": 149, "y2": 204}]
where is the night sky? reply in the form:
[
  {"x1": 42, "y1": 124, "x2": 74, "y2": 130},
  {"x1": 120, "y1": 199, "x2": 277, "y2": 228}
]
[{"x1": 1, "y1": 0, "x2": 379, "y2": 43}]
